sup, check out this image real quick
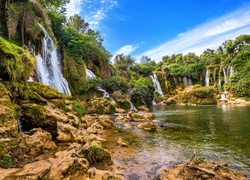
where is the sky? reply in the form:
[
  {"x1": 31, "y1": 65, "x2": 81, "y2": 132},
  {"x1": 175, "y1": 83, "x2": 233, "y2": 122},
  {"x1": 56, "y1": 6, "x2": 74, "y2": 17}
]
[{"x1": 66, "y1": 0, "x2": 250, "y2": 63}]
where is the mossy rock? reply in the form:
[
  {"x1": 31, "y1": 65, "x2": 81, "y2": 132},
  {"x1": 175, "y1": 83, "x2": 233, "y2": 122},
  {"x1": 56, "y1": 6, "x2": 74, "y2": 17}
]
[
  {"x1": 180, "y1": 86, "x2": 217, "y2": 105},
  {"x1": 27, "y1": 82, "x2": 64, "y2": 99}
]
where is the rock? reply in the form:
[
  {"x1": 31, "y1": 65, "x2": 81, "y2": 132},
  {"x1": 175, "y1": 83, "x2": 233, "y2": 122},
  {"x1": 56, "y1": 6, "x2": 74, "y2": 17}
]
[
  {"x1": 48, "y1": 148, "x2": 89, "y2": 180},
  {"x1": 115, "y1": 108, "x2": 126, "y2": 113},
  {"x1": 81, "y1": 141, "x2": 111, "y2": 164},
  {"x1": 164, "y1": 95, "x2": 178, "y2": 105},
  {"x1": 56, "y1": 122, "x2": 78, "y2": 142},
  {"x1": 137, "y1": 122, "x2": 156, "y2": 130},
  {"x1": 115, "y1": 115, "x2": 127, "y2": 122},
  {"x1": 137, "y1": 105, "x2": 149, "y2": 112},
  {"x1": 0, "y1": 168, "x2": 19, "y2": 180},
  {"x1": 86, "y1": 167, "x2": 121, "y2": 180},
  {"x1": 19, "y1": 128, "x2": 57, "y2": 156},
  {"x1": 98, "y1": 115, "x2": 114, "y2": 129},
  {"x1": 127, "y1": 112, "x2": 154, "y2": 121},
  {"x1": 158, "y1": 158, "x2": 247, "y2": 180},
  {"x1": 124, "y1": 123, "x2": 132, "y2": 129},
  {"x1": 14, "y1": 160, "x2": 52, "y2": 179},
  {"x1": 117, "y1": 137, "x2": 128, "y2": 147}
]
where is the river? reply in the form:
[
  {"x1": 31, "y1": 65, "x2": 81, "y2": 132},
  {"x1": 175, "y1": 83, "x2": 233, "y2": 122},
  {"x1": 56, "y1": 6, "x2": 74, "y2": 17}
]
[{"x1": 103, "y1": 105, "x2": 250, "y2": 179}]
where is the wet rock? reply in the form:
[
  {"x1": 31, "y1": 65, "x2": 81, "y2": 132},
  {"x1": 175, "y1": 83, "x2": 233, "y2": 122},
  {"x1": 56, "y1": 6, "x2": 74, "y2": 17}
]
[
  {"x1": 117, "y1": 137, "x2": 128, "y2": 147},
  {"x1": 124, "y1": 123, "x2": 132, "y2": 129},
  {"x1": 158, "y1": 158, "x2": 247, "y2": 180},
  {"x1": 127, "y1": 112, "x2": 154, "y2": 122},
  {"x1": 115, "y1": 115, "x2": 127, "y2": 122},
  {"x1": 137, "y1": 122, "x2": 156, "y2": 130},
  {"x1": 56, "y1": 122, "x2": 78, "y2": 142}
]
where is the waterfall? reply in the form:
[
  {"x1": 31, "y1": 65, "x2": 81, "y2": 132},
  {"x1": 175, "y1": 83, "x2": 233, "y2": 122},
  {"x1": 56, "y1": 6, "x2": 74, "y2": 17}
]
[
  {"x1": 187, "y1": 77, "x2": 193, "y2": 86},
  {"x1": 229, "y1": 66, "x2": 233, "y2": 78},
  {"x1": 17, "y1": 120, "x2": 23, "y2": 132},
  {"x1": 205, "y1": 70, "x2": 209, "y2": 86},
  {"x1": 223, "y1": 67, "x2": 228, "y2": 84},
  {"x1": 36, "y1": 23, "x2": 71, "y2": 96},
  {"x1": 86, "y1": 69, "x2": 111, "y2": 98},
  {"x1": 130, "y1": 102, "x2": 137, "y2": 111},
  {"x1": 183, "y1": 77, "x2": 187, "y2": 87},
  {"x1": 150, "y1": 73, "x2": 164, "y2": 96}
]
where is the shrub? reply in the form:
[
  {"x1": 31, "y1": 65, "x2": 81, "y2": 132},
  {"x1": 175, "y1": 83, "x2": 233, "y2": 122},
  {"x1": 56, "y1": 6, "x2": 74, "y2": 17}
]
[
  {"x1": 0, "y1": 154, "x2": 12, "y2": 169},
  {"x1": 102, "y1": 75, "x2": 130, "y2": 93},
  {"x1": 80, "y1": 77, "x2": 102, "y2": 93},
  {"x1": 72, "y1": 100, "x2": 87, "y2": 119}
]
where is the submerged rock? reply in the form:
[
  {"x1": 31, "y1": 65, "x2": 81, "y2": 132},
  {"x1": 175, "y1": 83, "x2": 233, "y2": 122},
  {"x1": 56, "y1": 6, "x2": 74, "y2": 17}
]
[{"x1": 158, "y1": 158, "x2": 247, "y2": 180}]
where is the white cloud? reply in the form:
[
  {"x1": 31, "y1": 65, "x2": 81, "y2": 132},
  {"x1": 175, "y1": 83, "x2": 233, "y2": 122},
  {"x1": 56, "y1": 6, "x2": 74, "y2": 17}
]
[
  {"x1": 110, "y1": 44, "x2": 139, "y2": 63},
  {"x1": 135, "y1": 6, "x2": 250, "y2": 62},
  {"x1": 66, "y1": 0, "x2": 84, "y2": 17},
  {"x1": 66, "y1": 0, "x2": 118, "y2": 29}
]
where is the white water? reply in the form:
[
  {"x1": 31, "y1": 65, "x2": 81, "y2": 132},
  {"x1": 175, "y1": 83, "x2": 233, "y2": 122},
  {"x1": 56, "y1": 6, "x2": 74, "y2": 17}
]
[
  {"x1": 187, "y1": 77, "x2": 193, "y2": 86},
  {"x1": 17, "y1": 120, "x2": 23, "y2": 132},
  {"x1": 36, "y1": 23, "x2": 71, "y2": 96},
  {"x1": 150, "y1": 73, "x2": 164, "y2": 97},
  {"x1": 223, "y1": 67, "x2": 228, "y2": 84},
  {"x1": 220, "y1": 93, "x2": 227, "y2": 101},
  {"x1": 205, "y1": 70, "x2": 209, "y2": 86},
  {"x1": 86, "y1": 69, "x2": 111, "y2": 98},
  {"x1": 183, "y1": 77, "x2": 187, "y2": 87}
]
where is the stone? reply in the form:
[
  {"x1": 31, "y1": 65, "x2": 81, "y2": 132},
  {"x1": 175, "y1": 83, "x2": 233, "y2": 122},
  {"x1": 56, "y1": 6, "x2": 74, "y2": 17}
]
[
  {"x1": 117, "y1": 137, "x2": 128, "y2": 147},
  {"x1": 86, "y1": 167, "x2": 121, "y2": 180},
  {"x1": 19, "y1": 128, "x2": 57, "y2": 156},
  {"x1": 137, "y1": 122, "x2": 156, "y2": 130},
  {"x1": 98, "y1": 115, "x2": 114, "y2": 129},
  {"x1": 115, "y1": 115, "x2": 127, "y2": 122}
]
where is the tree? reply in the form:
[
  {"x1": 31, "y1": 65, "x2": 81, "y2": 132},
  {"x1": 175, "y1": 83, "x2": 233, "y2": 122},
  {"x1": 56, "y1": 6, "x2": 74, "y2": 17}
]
[
  {"x1": 68, "y1": 14, "x2": 89, "y2": 34},
  {"x1": 113, "y1": 54, "x2": 135, "y2": 70}
]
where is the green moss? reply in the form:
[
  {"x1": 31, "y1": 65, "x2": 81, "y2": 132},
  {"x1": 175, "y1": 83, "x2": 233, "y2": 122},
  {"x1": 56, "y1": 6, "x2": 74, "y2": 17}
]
[
  {"x1": 0, "y1": 37, "x2": 36, "y2": 82},
  {"x1": 72, "y1": 100, "x2": 87, "y2": 120}
]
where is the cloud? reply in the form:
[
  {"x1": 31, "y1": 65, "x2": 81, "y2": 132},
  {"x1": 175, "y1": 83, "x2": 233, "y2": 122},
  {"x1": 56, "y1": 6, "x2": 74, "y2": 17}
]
[
  {"x1": 135, "y1": 6, "x2": 250, "y2": 62},
  {"x1": 66, "y1": 0, "x2": 83, "y2": 17},
  {"x1": 66, "y1": 0, "x2": 118, "y2": 29},
  {"x1": 110, "y1": 44, "x2": 140, "y2": 63}
]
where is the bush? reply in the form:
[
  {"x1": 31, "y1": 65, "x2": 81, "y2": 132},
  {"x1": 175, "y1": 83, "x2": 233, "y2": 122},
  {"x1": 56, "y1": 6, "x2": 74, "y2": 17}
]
[
  {"x1": 72, "y1": 100, "x2": 87, "y2": 119},
  {"x1": 232, "y1": 78, "x2": 250, "y2": 97},
  {"x1": 80, "y1": 77, "x2": 102, "y2": 93},
  {"x1": 131, "y1": 77, "x2": 155, "y2": 107},
  {"x1": 0, "y1": 154, "x2": 12, "y2": 169},
  {"x1": 102, "y1": 75, "x2": 130, "y2": 93}
]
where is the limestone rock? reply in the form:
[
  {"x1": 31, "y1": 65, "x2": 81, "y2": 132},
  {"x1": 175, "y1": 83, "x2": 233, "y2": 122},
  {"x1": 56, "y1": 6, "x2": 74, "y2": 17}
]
[
  {"x1": 115, "y1": 115, "x2": 127, "y2": 122},
  {"x1": 98, "y1": 115, "x2": 114, "y2": 129},
  {"x1": 19, "y1": 128, "x2": 57, "y2": 156},
  {"x1": 137, "y1": 122, "x2": 156, "y2": 130},
  {"x1": 117, "y1": 137, "x2": 128, "y2": 147},
  {"x1": 86, "y1": 167, "x2": 121, "y2": 180}
]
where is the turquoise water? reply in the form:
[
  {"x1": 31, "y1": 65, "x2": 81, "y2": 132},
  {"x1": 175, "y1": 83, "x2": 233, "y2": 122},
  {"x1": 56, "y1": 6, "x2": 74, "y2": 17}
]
[
  {"x1": 153, "y1": 105, "x2": 250, "y2": 175},
  {"x1": 105, "y1": 105, "x2": 250, "y2": 179}
]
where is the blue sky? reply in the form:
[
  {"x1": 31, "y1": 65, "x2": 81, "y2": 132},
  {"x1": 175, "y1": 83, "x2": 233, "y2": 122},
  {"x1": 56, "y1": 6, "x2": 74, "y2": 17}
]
[{"x1": 66, "y1": 0, "x2": 250, "y2": 62}]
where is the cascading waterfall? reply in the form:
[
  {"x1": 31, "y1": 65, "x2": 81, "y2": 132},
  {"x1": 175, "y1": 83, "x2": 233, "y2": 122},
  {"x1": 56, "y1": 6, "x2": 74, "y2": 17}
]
[
  {"x1": 150, "y1": 73, "x2": 164, "y2": 97},
  {"x1": 86, "y1": 69, "x2": 110, "y2": 98},
  {"x1": 17, "y1": 120, "x2": 23, "y2": 132},
  {"x1": 36, "y1": 23, "x2": 71, "y2": 96},
  {"x1": 183, "y1": 77, "x2": 188, "y2": 87},
  {"x1": 187, "y1": 77, "x2": 193, "y2": 86},
  {"x1": 223, "y1": 67, "x2": 228, "y2": 84},
  {"x1": 205, "y1": 70, "x2": 209, "y2": 86}
]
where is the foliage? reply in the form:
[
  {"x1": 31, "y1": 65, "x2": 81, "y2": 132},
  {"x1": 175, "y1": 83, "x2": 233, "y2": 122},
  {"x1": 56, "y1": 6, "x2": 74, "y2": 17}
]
[
  {"x1": 0, "y1": 154, "x2": 12, "y2": 169},
  {"x1": 113, "y1": 54, "x2": 135, "y2": 70},
  {"x1": 80, "y1": 77, "x2": 102, "y2": 93},
  {"x1": 102, "y1": 75, "x2": 130, "y2": 93},
  {"x1": 131, "y1": 77, "x2": 155, "y2": 107},
  {"x1": 72, "y1": 100, "x2": 87, "y2": 119},
  {"x1": 167, "y1": 64, "x2": 185, "y2": 76}
]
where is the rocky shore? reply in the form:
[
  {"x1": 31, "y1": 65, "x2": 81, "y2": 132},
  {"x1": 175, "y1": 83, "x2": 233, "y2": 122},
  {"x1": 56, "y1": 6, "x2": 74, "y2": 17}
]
[{"x1": 0, "y1": 82, "x2": 248, "y2": 180}]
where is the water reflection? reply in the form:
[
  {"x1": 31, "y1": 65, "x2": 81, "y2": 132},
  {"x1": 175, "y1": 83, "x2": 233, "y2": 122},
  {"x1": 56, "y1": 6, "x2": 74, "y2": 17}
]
[{"x1": 104, "y1": 105, "x2": 250, "y2": 179}]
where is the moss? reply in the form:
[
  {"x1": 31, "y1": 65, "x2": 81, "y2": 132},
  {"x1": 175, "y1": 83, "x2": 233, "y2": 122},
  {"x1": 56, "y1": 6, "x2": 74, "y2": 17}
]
[
  {"x1": 0, "y1": 37, "x2": 36, "y2": 81},
  {"x1": 27, "y1": 82, "x2": 63, "y2": 99}
]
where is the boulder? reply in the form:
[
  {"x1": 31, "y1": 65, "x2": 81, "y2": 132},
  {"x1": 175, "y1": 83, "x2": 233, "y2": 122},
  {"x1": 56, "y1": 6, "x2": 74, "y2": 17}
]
[
  {"x1": 19, "y1": 128, "x2": 57, "y2": 156},
  {"x1": 86, "y1": 167, "x2": 121, "y2": 180},
  {"x1": 117, "y1": 137, "x2": 128, "y2": 147},
  {"x1": 137, "y1": 122, "x2": 156, "y2": 130},
  {"x1": 115, "y1": 115, "x2": 127, "y2": 122}
]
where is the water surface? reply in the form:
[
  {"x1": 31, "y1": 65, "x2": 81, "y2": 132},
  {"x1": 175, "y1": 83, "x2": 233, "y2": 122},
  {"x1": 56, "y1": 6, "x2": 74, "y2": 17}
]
[{"x1": 104, "y1": 105, "x2": 250, "y2": 179}]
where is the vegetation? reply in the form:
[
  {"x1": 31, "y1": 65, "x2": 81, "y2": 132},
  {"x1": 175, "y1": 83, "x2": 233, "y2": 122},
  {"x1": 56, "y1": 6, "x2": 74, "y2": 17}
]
[{"x1": 0, "y1": 154, "x2": 12, "y2": 169}]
